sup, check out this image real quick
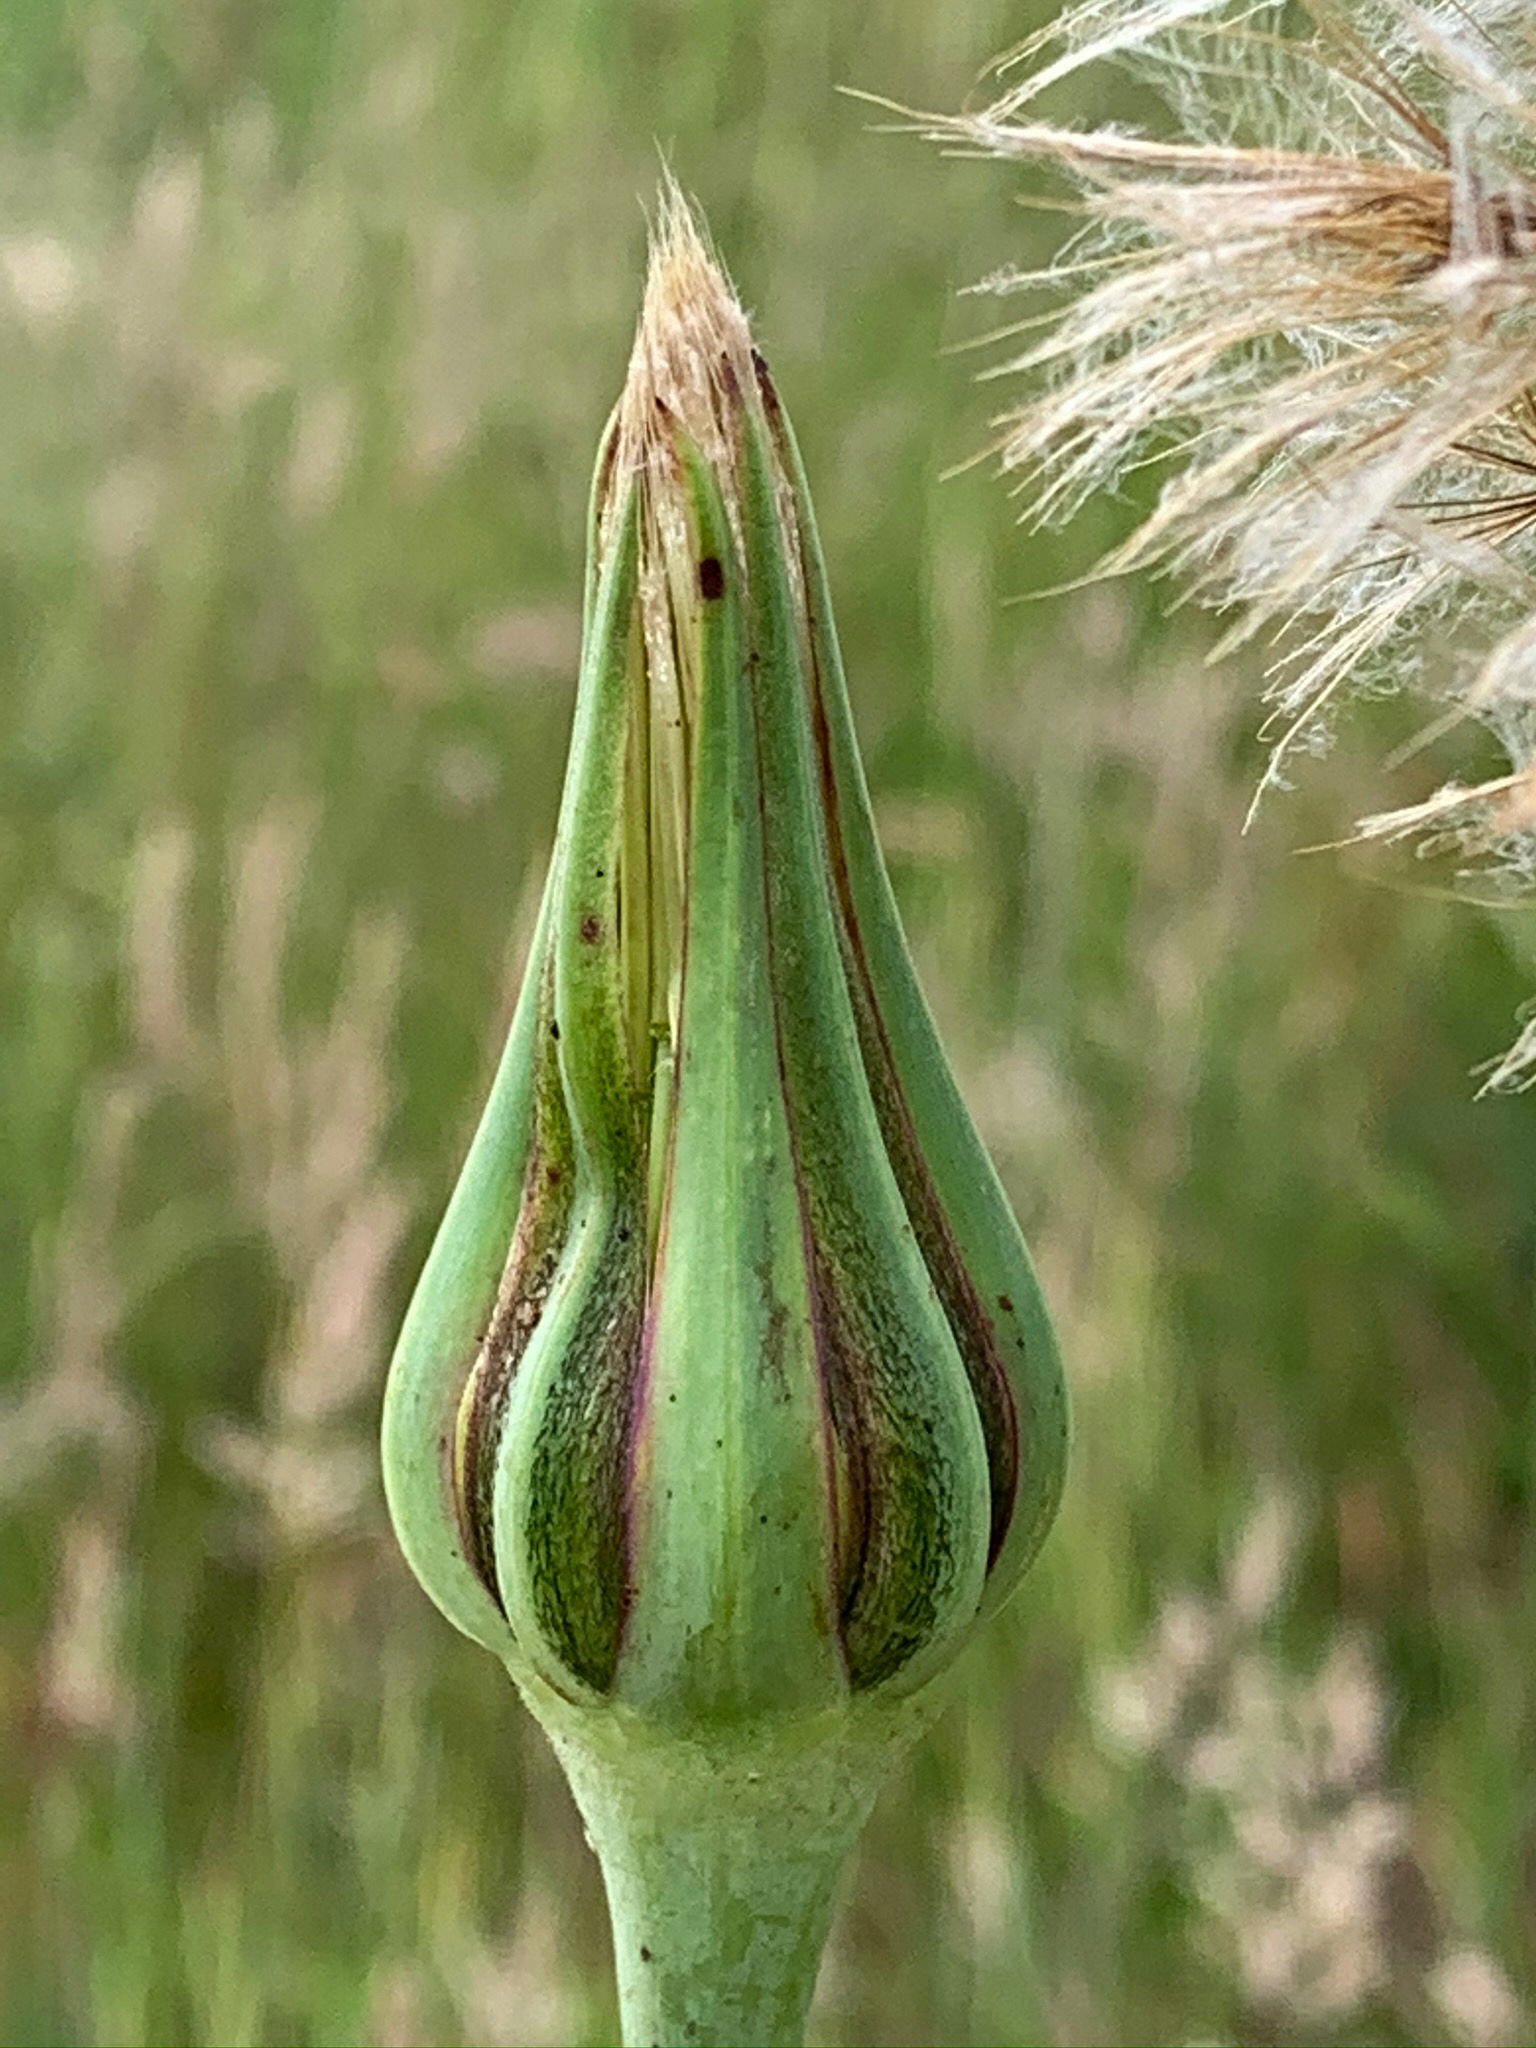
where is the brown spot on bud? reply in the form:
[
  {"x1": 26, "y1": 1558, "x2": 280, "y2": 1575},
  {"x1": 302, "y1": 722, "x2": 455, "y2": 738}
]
[{"x1": 698, "y1": 555, "x2": 725, "y2": 600}]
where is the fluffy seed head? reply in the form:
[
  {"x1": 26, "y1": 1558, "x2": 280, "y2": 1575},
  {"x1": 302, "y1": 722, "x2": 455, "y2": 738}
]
[{"x1": 913, "y1": 0, "x2": 1536, "y2": 1081}]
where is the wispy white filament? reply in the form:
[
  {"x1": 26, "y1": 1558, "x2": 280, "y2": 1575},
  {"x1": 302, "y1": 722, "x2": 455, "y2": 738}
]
[{"x1": 920, "y1": 0, "x2": 1536, "y2": 1081}]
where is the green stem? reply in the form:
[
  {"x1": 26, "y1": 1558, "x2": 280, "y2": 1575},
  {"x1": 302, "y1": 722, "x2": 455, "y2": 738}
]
[{"x1": 535, "y1": 1698, "x2": 924, "y2": 2048}]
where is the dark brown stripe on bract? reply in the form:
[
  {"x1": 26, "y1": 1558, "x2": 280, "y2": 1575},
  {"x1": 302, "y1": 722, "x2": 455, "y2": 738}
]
[
  {"x1": 807, "y1": 1218, "x2": 970, "y2": 1690},
  {"x1": 752, "y1": 348, "x2": 1022, "y2": 1571},
  {"x1": 454, "y1": 961, "x2": 577, "y2": 1615},
  {"x1": 830, "y1": 894, "x2": 1021, "y2": 1571},
  {"x1": 521, "y1": 1212, "x2": 647, "y2": 1693}
]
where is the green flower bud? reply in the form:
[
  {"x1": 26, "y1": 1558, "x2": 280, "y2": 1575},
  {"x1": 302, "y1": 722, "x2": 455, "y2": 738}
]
[{"x1": 382, "y1": 197, "x2": 1066, "y2": 1734}]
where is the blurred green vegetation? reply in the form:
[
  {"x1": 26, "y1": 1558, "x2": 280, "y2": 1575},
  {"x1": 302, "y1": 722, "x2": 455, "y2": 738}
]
[{"x1": 3, "y1": 2, "x2": 1536, "y2": 2044}]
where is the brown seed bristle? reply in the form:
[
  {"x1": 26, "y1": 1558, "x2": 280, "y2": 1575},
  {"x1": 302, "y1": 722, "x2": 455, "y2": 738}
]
[{"x1": 616, "y1": 179, "x2": 757, "y2": 506}]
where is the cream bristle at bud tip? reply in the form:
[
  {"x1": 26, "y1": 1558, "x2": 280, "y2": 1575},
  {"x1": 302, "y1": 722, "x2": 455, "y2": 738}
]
[{"x1": 617, "y1": 185, "x2": 757, "y2": 496}]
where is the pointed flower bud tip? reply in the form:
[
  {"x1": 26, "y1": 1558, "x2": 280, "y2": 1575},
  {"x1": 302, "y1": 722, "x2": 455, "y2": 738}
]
[{"x1": 382, "y1": 189, "x2": 1067, "y2": 1735}]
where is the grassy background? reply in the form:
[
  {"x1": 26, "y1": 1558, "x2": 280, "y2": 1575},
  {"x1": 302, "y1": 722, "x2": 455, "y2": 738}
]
[{"x1": 3, "y1": 1, "x2": 1536, "y2": 2043}]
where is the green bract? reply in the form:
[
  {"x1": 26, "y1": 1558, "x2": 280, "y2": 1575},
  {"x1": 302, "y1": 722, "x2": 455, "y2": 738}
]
[{"x1": 381, "y1": 195, "x2": 1067, "y2": 2048}]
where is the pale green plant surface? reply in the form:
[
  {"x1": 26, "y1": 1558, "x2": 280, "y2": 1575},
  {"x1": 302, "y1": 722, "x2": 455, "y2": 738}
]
[{"x1": 2, "y1": 3, "x2": 1534, "y2": 2046}]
